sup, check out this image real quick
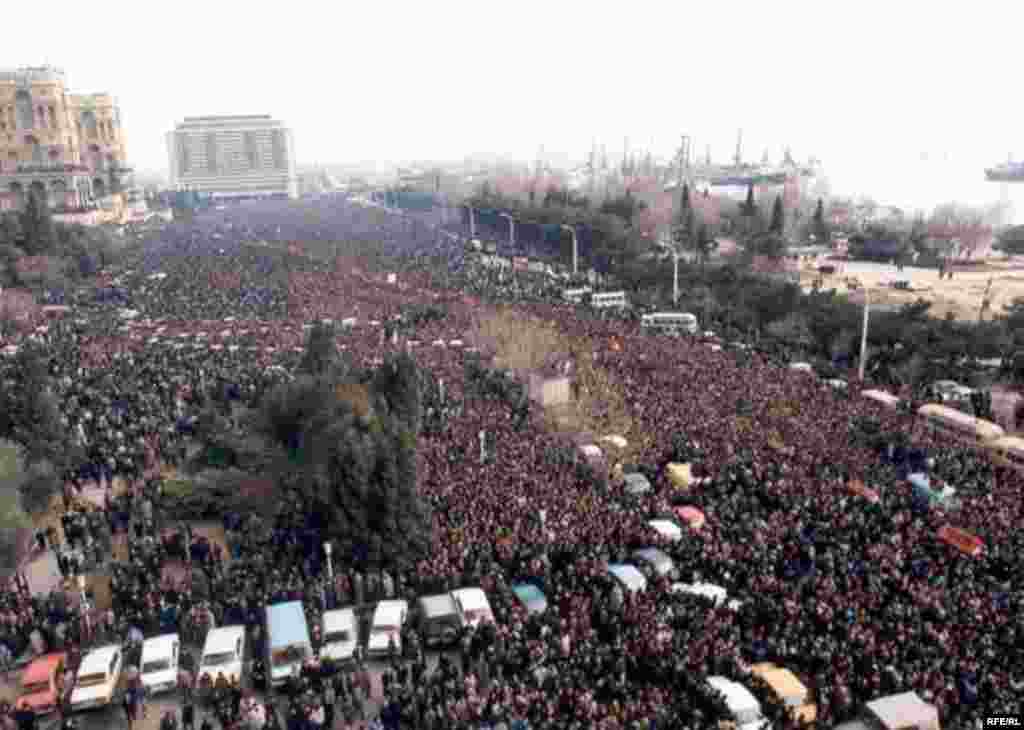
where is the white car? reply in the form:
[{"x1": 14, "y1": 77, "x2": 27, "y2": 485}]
[
  {"x1": 197, "y1": 626, "x2": 246, "y2": 686},
  {"x1": 451, "y1": 588, "x2": 494, "y2": 629},
  {"x1": 367, "y1": 600, "x2": 408, "y2": 657},
  {"x1": 320, "y1": 609, "x2": 358, "y2": 663},
  {"x1": 69, "y1": 645, "x2": 122, "y2": 712},
  {"x1": 707, "y1": 676, "x2": 770, "y2": 730},
  {"x1": 671, "y1": 582, "x2": 743, "y2": 612},
  {"x1": 139, "y1": 634, "x2": 180, "y2": 695}
]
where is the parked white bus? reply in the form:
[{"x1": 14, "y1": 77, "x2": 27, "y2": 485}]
[
  {"x1": 861, "y1": 389, "x2": 902, "y2": 410},
  {"x1": 563, "y1": 287, "x2": 592, "y2": 304},
  {"x1": 640, "y1": 312, "x2": 698, "y2": 336},
  {"x1": 916, "y1": 403, "x2": 1005, "y2": 446},
  {"x1": 591, "y1": 291, "x2": 630, "y2": 310}
]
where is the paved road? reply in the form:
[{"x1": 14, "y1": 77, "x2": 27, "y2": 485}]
[{"x1": 6, "y1": 618, "x2": 448, "y2": 730}]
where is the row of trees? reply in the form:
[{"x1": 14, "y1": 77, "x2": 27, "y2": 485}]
[
  {"x1": 0, "y1": 194, "x2": 125, "y2": 291},
  {"x1": 183, "y1": 322, "x2": 434, "y2": 569}
]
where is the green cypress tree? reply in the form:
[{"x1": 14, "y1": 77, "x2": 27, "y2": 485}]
[
  {"x1": 743, "y1": 184, "x2": 756, "y2": 216},
  {"x1": 770, "y1": 194, "x2": 785, "y2": 234},
  {"x1": 19, "y1": 191, "x2": 54, "y2": 256}
]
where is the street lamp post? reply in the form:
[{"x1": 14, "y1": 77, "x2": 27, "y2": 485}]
[
  {"x1": 673, "y1": 250, "x2": 681, "y2": 306},
  {"x1": 858, "y1": 287, "x2": 871, "y2": 381},
  {"x1": 467, "y1": 205, "x2": 477, "y2": 239},
  {"x1": 324, "y1": 541, "x2": 334, "y2": 582},
  {"x1": 561, "y1": 224, "x2": 579, "y2": 276},
  {"x1": 77, "y1": 575, "x2": 90, "y2": 639},
  {"x1": 499, "y1": 213, "x2": 515, "y2": 246}
]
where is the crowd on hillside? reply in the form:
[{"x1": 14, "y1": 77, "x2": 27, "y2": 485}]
[{"x1": 0, "y1": 197, "x2": 1021, "y2": 730}]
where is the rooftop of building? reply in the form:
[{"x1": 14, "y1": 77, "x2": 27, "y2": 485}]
[
  {"x1": 0, "y1": 66, "x2": 67, "y2": 84},
  {"x1": 181, "y1": 115, "x2": 276, "y2": 123}
]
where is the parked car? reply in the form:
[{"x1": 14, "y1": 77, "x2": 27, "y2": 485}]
[
  {"x1": 16, "y1": 653, "x2": 66, "y2": 716},
  {"x1": 139, "y1": 634, "x2": 180, "y2": 696},
  {"x1": 706, "y1": 676, "x2": 769, "y2": 730},
  {"x1": 607, "y1": 564, "x2": 647, "y2": 593},
  {"x1": 367, "y1": 600, "x2": 408, "y2": 658},
  {"x1": 632, "y1": 548, "x2": 678, "y2": 580},
  {"x1": 451, "y1": 587, "x2": 494, "y2": 629},
  {"x1": 69, "y1": 645, "x2": 123, "y2": 712},
  {"x1": 510, "y1": 583, "x2": 548, "y2": 614},
  {"x1": 749, "y1": 663, "x2": 816, "y2": 725},
  {"x1": 415, "y1": 594, "x2": 461, "y2": 648},
  {"x1": 320, "y1": 608, "x2": 358, "y2": 663},
  {"x1": 197, "y1": 626, "x2": 246, "y2": 687},
  {"x1": 834, "y1": 691, "x2": 939, "y2": 730}
]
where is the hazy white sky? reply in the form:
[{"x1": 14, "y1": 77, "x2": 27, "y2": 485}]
[{"x1": 8, "y1": 0, "x2": 1020, "y2": 215}]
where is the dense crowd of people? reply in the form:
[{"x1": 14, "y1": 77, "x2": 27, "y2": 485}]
[{"x1": 0, "y1": 196, "x2": 1021, "y2": 730}]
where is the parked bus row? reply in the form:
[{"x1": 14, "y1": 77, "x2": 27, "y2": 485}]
[{"x1": 859, "y1": 388, "x2": 1024, "y2": 475}]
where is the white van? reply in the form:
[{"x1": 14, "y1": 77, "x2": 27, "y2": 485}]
[
  {"x1": 320, "y1": 608, "x2": 358, "y2": 663},
  {"x1": 266, "y1": 601, "x2": 312, "y2": 687},
  {"x1": 451, "y1": 588, "x2": 494, "y2": 629},
  {"x1": 706, "y1": 676, "x2": 769, "y2": 730},
  {"x1": 671, "y1": 582, "x2": 743, "y2": 612},
  {"x1": 197, "y1": 625, "x2": 246, "y2": 686},
  {"x1": 607, "y1": 564, "x2": 647, "y2": 593},
  {"x1": 139, "y1": 634, "x2": 180, "y2": 695},
  {"x1": 69, "y1": 645, "x2": 122, "y2": 712},
  {"x1": 367, "y1": 600, "x2": 408, "y2": 658}
]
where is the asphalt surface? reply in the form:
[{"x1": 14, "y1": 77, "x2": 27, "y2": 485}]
[{"x1": 4, "y1": 610, "x2": 447, "y2": 730}]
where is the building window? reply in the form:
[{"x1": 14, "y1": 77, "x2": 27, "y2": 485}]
[
  {"x1": 271, "y1": 130, "x2": 286, "y2": 171},
  {"x1": 81, "y1": 111, "x2": 97, "y2": 138},
  {"x1": 179, "y1": 138, "x2": 190, "y2": 174},
  {"x1": 25, "y1": 136, "x2": 43, "y2": 164},
  {"x1": 244, "y1": 131, "x2": 259, "y2": 169},
  {"x1": 205, "y1": 133, "x2": 218, "y2": 173},
  {"x1": 15, "y1": 91, "x2": 33, "y2": 130}
]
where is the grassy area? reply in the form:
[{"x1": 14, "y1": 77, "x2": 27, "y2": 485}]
[
  {"x1": 0, "y1": 440, "x2": 30, "y2": 529},
  {"x1": 471, "y1": 310, "x2": 643, "y2": 461}
]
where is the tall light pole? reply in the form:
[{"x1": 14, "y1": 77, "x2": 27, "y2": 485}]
[
  {"x1": 858, "y1": 286, "x2": 871, "y2": 381},
  {"x1": 467, "y1": 205, "x2": 477, "y2": 239},
  {"x1": 499, "y1": 213, "x2": 515, "y2": 246},
  {"x1": 561, "y1": 224, "x2": 578, "y2": 276},
  {"x1": 324, "y1": 541, "x2": 334, "y2": 581},
  {"x1": 77, "y1": 574, "x2": 90, "y2": 639},
  {"x1": 673, "y1": 250, "x2": 681, "y2": 306}
]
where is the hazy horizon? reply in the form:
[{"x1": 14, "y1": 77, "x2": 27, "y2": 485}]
[{"x1": 11, "y1": 0, "x2": 1019, "y2": 220}]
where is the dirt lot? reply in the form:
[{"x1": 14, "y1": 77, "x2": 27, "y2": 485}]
[{"x1": 800, "y1": 259, "x2": 1024, "y2": 320}]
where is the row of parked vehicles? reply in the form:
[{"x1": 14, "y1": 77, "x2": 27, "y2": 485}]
[{"x1": 13, "y1": 587, "x2": 498, "y2": 718}]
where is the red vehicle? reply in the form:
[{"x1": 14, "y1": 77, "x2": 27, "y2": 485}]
[{"x1": 16, "y1": 652, "x2": 67, "y2": 716}]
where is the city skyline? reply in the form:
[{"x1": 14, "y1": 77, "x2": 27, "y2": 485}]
[{"x1": 7, "y1": 0, "x2": 1019, "y2": 219}]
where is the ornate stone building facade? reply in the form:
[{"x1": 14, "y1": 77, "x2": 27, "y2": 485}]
[
  {"x1": 0, "y1": 66, "x2": 132, "y2": 211},
  {"x1": 166, "y1": 115, "x2": 298, "y2": 199}
]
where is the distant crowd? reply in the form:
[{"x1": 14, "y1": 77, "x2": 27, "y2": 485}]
[{"x1": 0, "y1": 196, "x2": 1020, "y2": 730}]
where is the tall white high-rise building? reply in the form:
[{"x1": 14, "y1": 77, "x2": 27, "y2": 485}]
[{"x1": 166, "y1": 115, "x2": 297, "y2": 198}]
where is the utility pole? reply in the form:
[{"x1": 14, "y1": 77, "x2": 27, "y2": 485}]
[
  {"x1": 588, "y1": 141, "x2": 596, "y2": 196},
  {"x1": 979, "y1": 276, "x2": 994, "y2": 322},
  {"x1": 734, "y1": 129, "x2": 744, "y2": 168},
  {"x1": 859, "y1": 287, "x2": 871, "y2": 381}
]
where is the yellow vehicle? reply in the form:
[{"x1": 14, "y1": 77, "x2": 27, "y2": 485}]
[
  {"x1": 988, "y1": 435, "x2": 1024, "y2": 474},
  {"x1": 916, "y1": 404, "x2": 1004, "y2": 447},
  {"x1": 750, "y1": 663, "x2": 816, "y2": 725}
]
